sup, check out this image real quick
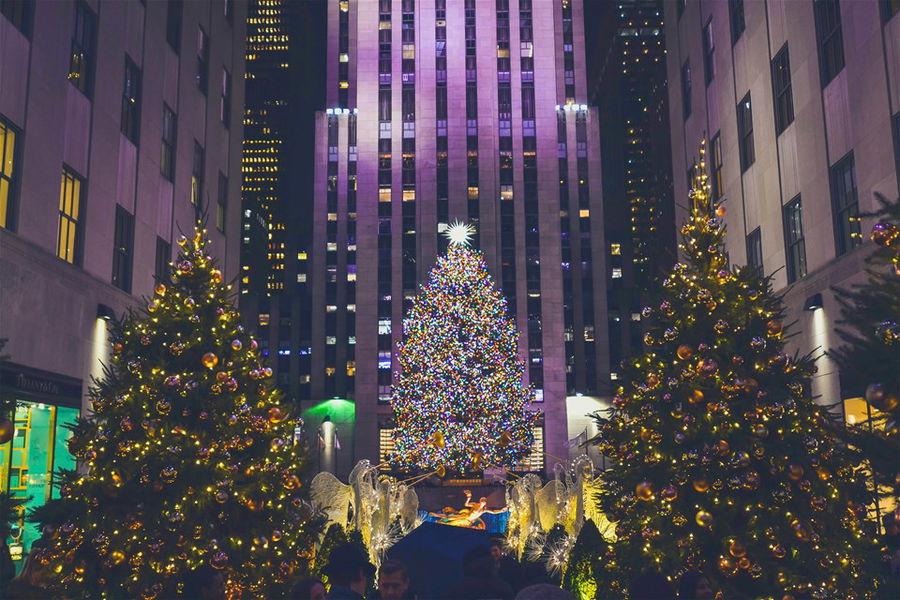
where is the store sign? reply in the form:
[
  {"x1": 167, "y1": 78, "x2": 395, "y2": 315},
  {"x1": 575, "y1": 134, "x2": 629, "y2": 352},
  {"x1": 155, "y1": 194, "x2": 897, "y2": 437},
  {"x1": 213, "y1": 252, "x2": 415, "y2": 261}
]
[{"x1": 0, "y1": 365, "x2": 82, "y2": 405}]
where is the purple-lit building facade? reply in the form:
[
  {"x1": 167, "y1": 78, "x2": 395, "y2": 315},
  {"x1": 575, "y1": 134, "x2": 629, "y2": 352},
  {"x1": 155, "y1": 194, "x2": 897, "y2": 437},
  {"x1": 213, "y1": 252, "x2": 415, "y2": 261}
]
[{"x1": 308, "y1": 0, "x2": 609, "y2": 474}]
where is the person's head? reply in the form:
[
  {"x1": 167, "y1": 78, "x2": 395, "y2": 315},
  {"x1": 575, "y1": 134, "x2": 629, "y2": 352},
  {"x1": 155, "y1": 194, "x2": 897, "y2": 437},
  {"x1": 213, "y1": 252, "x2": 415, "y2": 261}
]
[
  {"x1": 677, "y1": 572, "x2": 714, "y2": 600},
  {"x1": 377, "y1": 560, "x2": 410, "y2": 600},
  {"x1": 183, "y1": 565, "x2": 226, "y2": 600},
  {"x1": 323, "y1": 543, "x2": 376, "y2": 594},
  {"x1": 628, "y1": 571, "x2": 674, "y2": 600},
  {"x1": 489, "y1": 538, "x2": 505, "y2": 562},
  {"x1": 514, "y1": 584, "x2": 575, "y2": 600},
  {"x1": 291, "y1": 577, "x2": 326, "y2": 600},
  {"x1": 461, "y1": 545, "x2": 494, "y2": 579}
]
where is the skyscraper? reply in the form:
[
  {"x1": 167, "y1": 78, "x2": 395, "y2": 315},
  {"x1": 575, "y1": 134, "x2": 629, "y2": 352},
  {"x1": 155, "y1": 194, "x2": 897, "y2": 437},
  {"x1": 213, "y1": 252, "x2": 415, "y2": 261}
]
[
  {"x1": 241, "y1": 0, "x2": 325, "y2": 403},
  {"x1": 586, "y1": 0, "x2": 676, "y2": 381},
  {"x1": 309, "y1": 0, "x2": 608, "y2": 474}
]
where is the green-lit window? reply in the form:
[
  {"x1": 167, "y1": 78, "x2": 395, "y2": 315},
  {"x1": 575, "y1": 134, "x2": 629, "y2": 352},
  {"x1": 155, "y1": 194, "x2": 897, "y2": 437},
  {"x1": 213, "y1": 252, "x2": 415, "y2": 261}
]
[
  {"x1": 0, "y1": 117, "x2": 18, "y2": 230},
  {"x1": 57, "y1": 168, "x2": 83, "y2": 264}
]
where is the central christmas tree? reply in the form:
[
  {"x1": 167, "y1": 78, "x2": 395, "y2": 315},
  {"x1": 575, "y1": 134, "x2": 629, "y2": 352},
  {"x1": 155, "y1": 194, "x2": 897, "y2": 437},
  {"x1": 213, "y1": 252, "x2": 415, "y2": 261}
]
[{"x1": 391, "y1": 223, "x2": 537, "y2": 473}]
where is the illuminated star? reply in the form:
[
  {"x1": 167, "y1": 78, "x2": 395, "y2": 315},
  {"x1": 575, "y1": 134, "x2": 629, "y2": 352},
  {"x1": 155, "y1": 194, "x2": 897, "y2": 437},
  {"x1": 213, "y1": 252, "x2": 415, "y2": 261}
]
[{"x1": 444, "y1": 221, "x2": 476, "y2": 247}]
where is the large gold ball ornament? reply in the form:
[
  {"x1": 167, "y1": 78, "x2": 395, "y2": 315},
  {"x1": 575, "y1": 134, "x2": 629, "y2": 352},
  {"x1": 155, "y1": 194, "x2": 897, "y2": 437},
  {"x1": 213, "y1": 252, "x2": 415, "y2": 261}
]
[
  {"x1": 692, "y1": 479, "x2": 710, "y2": 493},
  {"x1": 688, "y1": 389, "x2": 705, "y2": 404},
  {"x1": 202, "y1": 352, "x2": 219, "y2": 369},
  {"x1": 766, "y1": 319, "x2": 784, "y2": 337},
  {"x1": 695, "y1": 510, "x2": 714, "y2": 527},
  {"x1": 729, "y1": 539, "x2": 747, "y2": 558},
  {"x1": 147, "y1": 299, "x2": 160, "y2": 313},
  {"x1": 635, "y1": 481, "x2": 654, "y2": 501},
  {"x1": 718, "y1": 555, "x2": 737, "y2": 576},
  {"x1": 109, "y1": 550, "x2": 126, "y2": 565},
  {"x1": 661, "y1": 485, "x2": 678, "y2": 501},
  {"x1": 268, "y1": 406, "x2": 287, "y2": 424},
  {"x1": 676, "y1": 345, "x2": 694, "y2": 360},
  {"x1": 0, "y1": 419, "x2": 14, "y2": 445},
  {"x1": 211, "y1": 269, "x2": 224, "y2": 284},
  {"x1": 154, "y1": 283, "x2": 167, "y2": 295},
  {"x1": 871, "y1": 221, "x2": 899, "y2": 247},
  {"x1": 787, "y1": 464, "x2": 804, "y2": 480},
  {"x1": 429, "y1": 431, "x2": 446, "y2": 449},
  {"x1": 231, "y1": 339, "x2": 243, "y2": 351}
]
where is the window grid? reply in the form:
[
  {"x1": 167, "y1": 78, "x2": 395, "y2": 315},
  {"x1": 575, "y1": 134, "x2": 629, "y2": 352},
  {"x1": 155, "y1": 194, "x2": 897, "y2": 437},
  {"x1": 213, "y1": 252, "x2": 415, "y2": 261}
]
[
  {"x1": 729, "y1": 0, "x2": 745, "y2": 44},
  {"x1": 830, "y1": 152, "x2": 861, "y2": 256},
  {"x1": 112, "y1": 205, "x2": 134, "y2": 292},
  {"x1": 196, "y1": 28, "x2": 209, "y2": 94},
  {"x1": 702, "y1": 18, "x2": 715, "y2": 85},
  {"x1": 217, "y1": 172, "x2": 228, "y2": 232},
  {"x1": 0, "y1": 117, "x2": 18, "y2": 230},
  {"x1": 746, "y1": 227, "x2": 763, "y2": 277},
  {"x1": 121, "y1": 57, "x2": 142, "y2": 144},
  {"x1": 814, "y1": 0, "x2": 845, "y2": 87},
  {"x1": 68, "y1": 2, "x2": 96, "y2": 97},
  {"x1": 782, "y1": 196, "x2": 807, "y2": 283},
  {"x1": 681, "y1": 59, "x2": 692, "y2": 120},
  {"x1": 220, "y1": 68, "x2": 231, "y2": 126},
  {"x1": 166, "y1": 0, "x2": 182, "y2": 53},
  {"x1": 737, "y1": 93, "x2": 754, "y2": 172},
  {"x1": 57, "y1": 169, "x2": 83, "y2": 265},
  {"x1": 771, "y1": 44, "x2": 794, "y2": 135},
  {"x1": 192, "y1": 141, "x2": 205, "y2": 207},
  {"x1": 710, "y1": 132, "x2": 723, "y2": 200},
  {"x1": 155, "y1": 236, "x2": 171, "y2": 283},
  {"x1": 161, "y1": 104, "x2": 176, "y2": 181}
]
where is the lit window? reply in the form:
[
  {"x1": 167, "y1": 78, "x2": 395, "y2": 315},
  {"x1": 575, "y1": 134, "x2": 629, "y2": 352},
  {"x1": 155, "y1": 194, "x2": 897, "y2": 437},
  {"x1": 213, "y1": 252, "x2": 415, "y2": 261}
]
[
  {"x1": 579, "y1": 209, "x2": 590, "y2": 218},
  {"x1": 379, "y1": 187, "x2": 392, "y2": 202},
  {"x1": 379, "y1": 319, "x2": 392, "y2": 335},
  {"x1": 0, "y1": 118, "x2": 19, "y2": 229},
  {"x1": 57, "y1": 169, "x2": 83, "y2": 264},
  {"x1": 612, "y1": 268, "x2": 623, "y2": 278},
  {"x1": 258, "y1": 314, "x2": 270, "y2": 326},
  {"x1": 326, "y1": 336, "x2": 336, "y2": 345},
  {"x1": 467, "y1": 186, "x2": 479, "y2": 200},
  {"x1": 610, "y1": 243, "x2": 621, "y2": 255}
]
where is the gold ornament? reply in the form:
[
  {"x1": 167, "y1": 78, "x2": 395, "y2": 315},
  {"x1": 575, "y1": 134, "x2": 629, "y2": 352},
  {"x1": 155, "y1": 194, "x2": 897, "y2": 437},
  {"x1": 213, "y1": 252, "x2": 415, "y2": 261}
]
[
  {"x1": 688, "y1": 389, "x2": 705, "y2": 404},
  {"x1": 692, "y1": 479, "x2": 710, "y2": 493},
  {"x1": 109, "y1": 550, "x2": 126, "y2": 565},
  {"x1": 787, "y1": 464, "x2": 804, "y2": 480},
  {"x1": 429, "y1": 431, "x2": 446, "y2": 449},
  {"x1": 661, "y1": 485, "x2": 678, "y2": 501},
  {"x1": 471, "y1": 452, "x2": 484, "y2": 470},
  {"x1": 695, "y1": 510, "x2": 713, "y2": 527},
  {"x1": 435, "y1": 465, "x2": 447, "y2": 478},
  {"x1": 676, "y1": 345, "x2": 694, "y2": 360},
  {"x1": 0, "y1": 419, "x2": 14, "y2": 445},
  {"x1": 202, "y1": 352, "x2": 219, "y2": 369},
  {"x1": 231, "y1": 339, "x2": 243, "y2": 351},
  {"x1": 718, "y1": 555, "x2": 737, "y2": 576},
  {"x1": 211, "y1": 270, "x2": 223, "y2": 284},
  {"x1": 268, "y1": 406, "x2": 287, "y2": 424},
  {"x1": 771, "y1": 544, "x2": 787, "y2": 559},
  {"x1": 728, "y1": 539, "x2": 747, "y2": 557},
  {"x1": 147, "y1": 299, "x2": 160, "y2": 313},
  {"x1": 154, "y1": 283, "x2": 167, "y2": 295},
  {"x1": 635, "y1": 481, "x2": 654, "y2": 501},
  {"x1": 765, "y1": 319, "x2": 783, "y2": 337}
]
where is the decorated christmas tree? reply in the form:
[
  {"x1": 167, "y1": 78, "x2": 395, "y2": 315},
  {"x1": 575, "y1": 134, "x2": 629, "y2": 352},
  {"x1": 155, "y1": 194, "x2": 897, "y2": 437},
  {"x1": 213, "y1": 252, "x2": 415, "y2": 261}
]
[
  {"x1": 41, "y1": 226, "x2": 319, "y2": 599},
  {"x1": 592, "y1": 144, "x2": 878, "y2": 599},
  {"x1": 829, "y1": 194, "x2": 900, "y2": 506},
  {"x1": 391, "y1": 222, "x2": 537, "y2": 473}
]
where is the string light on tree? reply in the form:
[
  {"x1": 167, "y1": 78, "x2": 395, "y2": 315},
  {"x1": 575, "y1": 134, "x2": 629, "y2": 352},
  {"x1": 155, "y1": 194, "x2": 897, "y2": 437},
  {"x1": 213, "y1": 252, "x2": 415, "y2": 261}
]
[
  {"x1": 39, "y1": 225, "x2": 320, "y2": 600},
  {"x1": 391, "y1": 222, "x2": 537, "y2": 473},
  {"x1": 589, "y1": 142, "x2": 879, "y2": 600}
]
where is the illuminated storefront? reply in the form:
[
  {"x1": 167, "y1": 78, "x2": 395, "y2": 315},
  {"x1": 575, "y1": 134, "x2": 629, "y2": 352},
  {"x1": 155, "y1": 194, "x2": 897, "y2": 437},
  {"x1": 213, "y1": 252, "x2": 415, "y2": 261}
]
[{"x1": 0, "y1": 364, "x2": 80, "y2": 568}]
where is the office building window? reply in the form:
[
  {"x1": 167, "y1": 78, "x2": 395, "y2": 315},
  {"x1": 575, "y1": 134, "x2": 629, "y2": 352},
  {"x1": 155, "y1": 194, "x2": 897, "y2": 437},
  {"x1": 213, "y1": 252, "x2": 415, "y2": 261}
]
[
  {"x1": 681, "y1": 60, "x2": 692, "y2": 120},
  {"x1": 112, "y1": 205, "x2": 134, "y2": 292},
  {"x1": 196, "y1": 28, "x2": 209, "y2": 94},
  {"x1": 121, "y1": 57, "x2": 141, "y2": 144},
  {"x1": 782, "y1": 196, "x2": 807, "y2": 283},
  {"x1": 513, "y1": 427, "x2": 544, "y2": 472},
  {"x1": 771, "y1": 44, "x2": 794, "y2": 135},
  {"x1": 57, "y1": 168, "x2": 83, "y2": 265},
  {"x1": 0, "y1": 117, "x2": 18, "y2": 230},
  {"x1": 830, "y1": 151, "x2": 861, "y2": 256},
  {"x1": 224, "y1": 0, "x2": 234, "y2": 23},
  {"x1": 710, "y1": 132, "x2": 723, "y2": 200},
  {"x1": 746, "y1": 227, "x2": 763, "y2": 277},
  {"x1": 1, "y1": 0, "x2": 31, "y2": 34},
  {"x1": 737, "y1": 93, "x2": 754, "y2": 172},
  {"x1": 220, "y1": 68, "x2": 231, "y2": 125},
  {"x1": 814, "y1": 0, "x2": 844, "y2": 86},
  {"x1": 729, "y1": 0, "x2": 745, "y2": 44},
  {"x1": 702, "y1": 19, "x2": 715, "y2": 85},
  {"x1": 155, "y1": 236, "x2": 171, "y2": 282},
  {"x1": 68, "y1": 2, "x2": 96, "y2": 96},
  {"x1": 192, "y1": 141, "x2": 204, "y2": 207},
  {"x1": 161, "y1": 104, "x2": 176, "y2": 181},
  {"x1": 677, "y1": 0, "x2": 685, "y2": 18},
  {"x1": 882, "y1": 0, "x2": 900, "y2": 21},
  {"x1": 892, "y1": 112, "x2": 900, "y2": 185},
  {"x1": 217, "y1": 172, "x2": 227, "y2": 232},
  {"x1": 166, "y1": 0, "x2": 182, "y2": 53}
]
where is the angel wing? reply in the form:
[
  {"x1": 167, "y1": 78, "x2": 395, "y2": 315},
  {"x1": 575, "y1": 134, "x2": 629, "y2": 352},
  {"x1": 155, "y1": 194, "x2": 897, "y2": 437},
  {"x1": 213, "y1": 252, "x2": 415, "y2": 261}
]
[{"x1": 310, "y1": 471, "x2": 353, "y2": 530}]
